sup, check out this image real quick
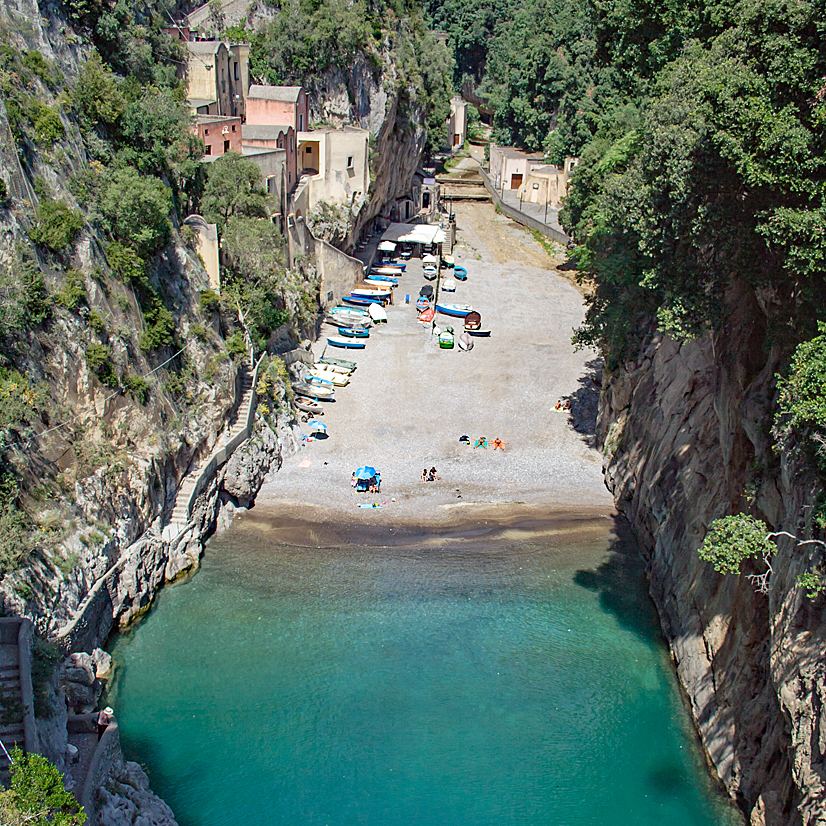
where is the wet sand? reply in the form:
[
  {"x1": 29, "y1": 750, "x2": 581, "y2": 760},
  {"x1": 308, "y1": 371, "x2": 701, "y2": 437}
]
[{"x1": 256, "y1": 201, "x2": 613, "y2": 530}]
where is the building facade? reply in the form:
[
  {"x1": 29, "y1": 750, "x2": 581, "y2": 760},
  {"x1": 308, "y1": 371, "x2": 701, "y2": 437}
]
[
  {"x1": 488, "y1": 144, "x2": 545, "y2": 191},
  {"x1": 242, "y1": 125, "x2": 297, "y2": 191},
  {"x1": 297, "y1": 126, "x2": 369, "y2": 210},
  {"x1": 246, "y1": 85, "x2": 309, "y2": 134},
  {"x1": 196, "y1": 115, "x2": 242, "y2": 157},
  {"x1": 185, "y1": 41, "x2": 249, "y2": 119},
  {"x1": 447, "y1": 98, "x2": 467, "y2": 150}
]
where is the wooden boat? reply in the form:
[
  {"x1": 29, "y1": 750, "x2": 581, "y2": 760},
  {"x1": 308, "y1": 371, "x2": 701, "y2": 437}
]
[
  {"x1": 352, "y1": 287, "x2": 392, "y2": 299},
  {"x1": 453, "y1": 266, "x2": 467, "y2": 281},
  {"x1": 441, "y1": 278, "x2": 457, "y2": 292},
  {"x1": 307, "y1": 369, "x2": 349, "y2": 386},
  {"x1": 343, "y1": 295, "x2": 386, "y2": 306},
  {"x1": 423, "y1": 265, "x2": 438, "y2": 281},
  {"x1": 331, "y1": 304, "x2": 369, "y2": 317},
  {"x1": 368, "y1": 303, "x2": 387, "y2": 323},
  {"x1": 463, "y1": 311, "x2": 481, "y2": 330},
  {"x1": 338, "y1": 326, "x2": 370, "y2": 338},
  {"x1": 326, "y1": 314, "x2": 370, "y2": 330},
  {"x1": 316, "y1": 361, "x2": 354, "y2": 375},
  {"x1": 327, "y1": 336, "x2": 367, "y2": 349},
  {"x1": 320, "y1": 356, "x2": 357, "y2": 370},
  {"x1": 416, "y1": 296, "x2": 430, "y2": 311},
  {"x1": 436, "y1": 303, "x2": 473, "y2": 317},
  {"x1": 376, "y1": 261, "x2": 406, "y2": 270},
  {"x1": 458, "y1": 331, "x2": 473, "y2": 351},
  {"x1": 439, "y1": 330, "x2": 455, "y2": 349},
  {"x1": 371, "y1": 265, "x2": 404, "y2": 276},
  {"x1": 365, "y1": 275, "x2": 398, "y2": 285},
  {"x1": 419, "y1": 307, "x2": 435, "y2": 323},
  {"x1": 294, "y1": 396, "x2": 324, "y2": 414},
  {"x1": 292, "y1": 381, "x2": 334, "y2": 399},
  {"x1": 467, "y1": 328, "x2": 491, "y2": 337}
]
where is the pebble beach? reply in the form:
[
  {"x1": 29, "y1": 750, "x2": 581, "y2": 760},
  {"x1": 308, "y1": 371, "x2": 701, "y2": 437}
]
[{"x1": 255, "y1": 201, "x2": 614, "y2": 535}]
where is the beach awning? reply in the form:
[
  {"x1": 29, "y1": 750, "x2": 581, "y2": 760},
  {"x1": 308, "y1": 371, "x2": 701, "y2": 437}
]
[
  {"x1": 378, "y1": 241, "x2": 396, "y2": 252},
  {"x1": 422, "y1": 254, "x2": 438, "y2": 264},
  {"x1": 381, "y1": 223, "x2": 446, "y2": 246}
]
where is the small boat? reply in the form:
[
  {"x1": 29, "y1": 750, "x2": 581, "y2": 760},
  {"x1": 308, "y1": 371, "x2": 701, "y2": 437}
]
[
  {"x1": 441, "y1": 278, "x2": 457, "y2": 292},
  {"x1": 331, "y1": 304, "x2": 369, "y2": 317},
  {"x1": 463, "y1": 311, "x2": 481, "y2": 330},
  {"x1": 419, "y1": 307, "x2": 435, "y2": 323},
  {"x1": 352, "y1": 287, "x2": 392, "y2": 299},
  {"x1": 416, "y1": 296, "x2": 430, "y2": 311},
  {"x1": 453, "y1": 266, "x2": 467, "y2": 281},
  {"x1": 423, "y1": 265, "x2": 438, "y2": 281},
  {"x1": 365, "y1": 275, "x2": 398, "y2": 285},
  {"x1": 458, "y1": 331, "x2": 473, "y2": 351},
  {"x1": 439, "y1": 330, "x2": 455, "y2": 349},
  {"x1": 338, "y1": 326, "x2": 370, "y2": 338},
  {"x1": 320, "y1": 356, "x2": 357, "y2": 370},
  {"x1": 467, "y1": 328, "x2": 491, "y2": 337},
  {"x1": 368, "y1": 303, "x2": 387, "y2": 323},
  {"x1": 307, "y1": 369, "x2": 349, "y2": 387},
  {"x1": 327, "y1": 336, "x2": 367, "y2": 349},
  {"x1": 327, "y1": 315, "x2": 370, "y2": 329},
  {"x1": 294, "y1": 396, "x2": 324, "y2": 414},
  {"x1": 436, "y1": 303, "x2": 473, "y2": 317},
  {"x1": 399, "y1": 246, "x2": 413, "y2": 260},
  {"x1": 371, "y1": 265, "x2": 404, "y2": 276},
  {"x1": 343, "y1": 295, "x2": 386, "y2": 306},
  {"x1": 316, "y1": 361, "x2": 353, "y2": 375},
  {"x1": 376, "y1": 261, "x2": 406, "y2": 270},
  {"x1": 292, "y1": 381, "x2": 334, "y2": 399}
]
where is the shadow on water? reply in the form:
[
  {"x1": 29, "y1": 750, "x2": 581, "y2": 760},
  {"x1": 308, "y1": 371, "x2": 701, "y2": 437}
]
[
  {"x1": 563, "y1": 356, "x2": 602, "y2": 447},
  {"x1": 573, "y1": 515, "x2": 663, "y2": 646}
]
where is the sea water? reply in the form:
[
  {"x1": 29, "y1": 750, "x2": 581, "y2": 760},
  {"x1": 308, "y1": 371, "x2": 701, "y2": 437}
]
[{"x1": 107, "y1": 515, "x2": 742, "y2": 826}]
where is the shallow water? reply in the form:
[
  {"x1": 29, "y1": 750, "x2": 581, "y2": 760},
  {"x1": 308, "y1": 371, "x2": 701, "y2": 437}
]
[{"x1": 107, "y1": 515, "x2": 741, "y2": 826}]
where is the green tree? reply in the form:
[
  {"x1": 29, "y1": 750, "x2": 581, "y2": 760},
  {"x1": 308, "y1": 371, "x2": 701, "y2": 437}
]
[
  {"x1": 1, "y1": 748, "x2": 86, "y2": 826},
  {"x1": 28, "y1": 200, "x2": 85, "y2": 253},
  {"x1": 100, "y1": 167, "x2": 172, "y2": 257},
  {"x1": 71, "y1": 51, "x2": 125, "y2": 129},
  {"x1": 201, "y1": 153, "x2": 269, "y2": 232}
]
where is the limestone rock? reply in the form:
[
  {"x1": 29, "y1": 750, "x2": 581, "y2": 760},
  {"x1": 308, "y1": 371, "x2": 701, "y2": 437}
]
[
  {"x1": 92, "y1": 648, "x2": 113, "y2": 679},
  {"x1": 60, "y1": 653, "x2": 101, "y2": 713},
  {"x1": 98, "y1": 762, "x2": 178, "y2": 826}
]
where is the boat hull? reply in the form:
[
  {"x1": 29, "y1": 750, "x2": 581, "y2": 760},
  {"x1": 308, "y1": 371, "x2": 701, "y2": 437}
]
[
  {"x1": 327, "y1": 336, "x2": 367, "y2": 349},
  {"x1": 294, "y1": 397, "x2": 324, "y2": 414},
  {"x1": 454, "y1": 267, "x2": 467, "y2": 281},
  {"x1": 338, "y1": 326, "x2": 370, "y2": 338},
  {"x1": 292, "y1": 382, "x2": 334, "y2": 399},
  {"x1": 320, "y1": 357, "x2": 357, "y2": 370},
  {"x1": 436, "y1": 304, "x2": 473, "y2": 317},
  {"x1": 343, "y1": 295, "x2": 386, "y2": 306},
  {"x1": 467, "y1": 328, "x2": 491, "y2": 337}
]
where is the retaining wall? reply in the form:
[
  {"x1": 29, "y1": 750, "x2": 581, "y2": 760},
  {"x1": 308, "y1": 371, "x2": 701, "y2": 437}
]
[
  {"x1": 80, "y1": 722, "x2": 125, "y2": 823},
  {"x1": 478, "y1": 168, "x2": 570, "y2": 245}
]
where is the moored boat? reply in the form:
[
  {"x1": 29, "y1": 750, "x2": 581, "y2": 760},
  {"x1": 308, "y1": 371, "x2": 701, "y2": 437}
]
[
  {"x1": 458, "y1": 331, "x2": 473, "y2": 351},
  {"x1": 416, "y1": 296, "x2": 430, "y2": 311},
  {"x1": 331, "y1": 304, "x2": 369, "y2": 317},
  {"x1": 319, "y1": 356, "x2": 357, "y2": 370},
  {"x1": 467, "y1": 328, "x2": 491, "y2": 337},
  {"x1": 352, "y1": 287, "x2": 392, "y2": 299},
  {"x1": 453, "y1": 266, "x2": 467, "y2": 281},
  {"x1": 435, "y1": 302, "x2": 473, "y2": 317},
  {"x1": 423, "y1": 265, "x2": 438, "y2": 280},
  {"x1": 419, "y1": 307, "x2": 435, "y2": 323},
  {"x1": 441, "y1": 278, "x2": 457, "y2": 292},
  {"x1": 327, "y1": 336, "x2": 367, "y2": 349},
  {"x1": 368, "y1": 303, "x2": 387, "y2": 323},
  {"x1": 438, "y1": 329, "x2": 455, "y2": 349},
  {"x1": 365, "y1": 275, "x2": 398, "y2": 285},
  {"x1": 292, "y1": 381, "x2": 334, "y2": 399},
  {"x1": 343, "y1": 295, "x2": 386, "y2": 306},
  {"x1": 294, "y1": 396, "x2": 324, "y2": 414},
  {"x1": 307, "y1": 369, "x2": 350, "y2": 386}
]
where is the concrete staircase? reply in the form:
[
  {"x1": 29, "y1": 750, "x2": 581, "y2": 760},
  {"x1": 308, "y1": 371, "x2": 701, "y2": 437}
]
[
  {"x1": 164, "y1": 368, "x2": 255, "y2": 539},
  {"x1": 0, "y1": 632, "x2": 25, "y2": 778}
]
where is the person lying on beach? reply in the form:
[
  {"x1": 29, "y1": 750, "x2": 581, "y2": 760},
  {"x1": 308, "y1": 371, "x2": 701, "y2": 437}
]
[
  {"x1": 474, "y1": 437, "x2": 487, "y2": 449},
  {"x1": 492, "y1": 438, "x2": 507, "y2": 450}
]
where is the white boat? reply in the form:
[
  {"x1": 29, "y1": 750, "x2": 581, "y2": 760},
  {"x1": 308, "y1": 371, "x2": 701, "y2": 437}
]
[
  {"x1": 365, "y1": 277, "x2": 398, "y2": 288},
  {"x1": 315, "y1": 360, "x2": 354, "y2": 375},
  {"x1": 368, "y1": 303, "x2": 387, "y2": 323},
  {"x1": 423, "y1": 265, "x2": 438, "y2": 280},
  {"x1": 329, "y1": 307, "x2": 371, "y2": 325},
  {"x1": 352, "y1": 287, "x2": 392, "y2": 299},
  {"x1": 307, "y1": 369, "x2": 350, "y2": 386},
  {"x1": 458, "y1": 331, "x2": 473, "y2": 351},
  {"x1": 292, "y1": 381, "x2": 334, "y2": 399},
  {"x1": 441, "y1": 278, "x2": 457, "y2": 292},
  {"x1": 436, "y1": 302, "x2": 473, "y2": 317}
]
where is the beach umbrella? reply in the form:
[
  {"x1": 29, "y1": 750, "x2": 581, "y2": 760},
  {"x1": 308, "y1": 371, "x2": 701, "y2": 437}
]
[
  {"x1": 354, "y1": 466, "x2": 377, "y2": 479},
  {"x1": 308, "y1": 420, "x2": 326, "y2": 432}
]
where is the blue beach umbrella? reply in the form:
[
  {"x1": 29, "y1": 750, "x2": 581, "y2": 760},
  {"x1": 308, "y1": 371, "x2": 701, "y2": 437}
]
[
  {"x1": 354, "y1": 466, "x2": 377, "y2": 479},
  {"x1": 308, "y1": 420, "x2": 326, "y2": 432}
]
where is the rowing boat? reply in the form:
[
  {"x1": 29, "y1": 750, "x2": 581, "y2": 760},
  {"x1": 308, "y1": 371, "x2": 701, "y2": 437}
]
[
  {"x1": 327, "y1": 336, "x2": 367, "y2": 349},
  {"x1": 435, "y1": 302, "x2": 473, "y2": 317}
]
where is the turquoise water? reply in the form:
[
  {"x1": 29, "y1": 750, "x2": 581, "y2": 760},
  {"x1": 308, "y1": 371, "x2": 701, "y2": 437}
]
[{"x1": 107, "y1": 515, "x2": 741, "y2": 826}]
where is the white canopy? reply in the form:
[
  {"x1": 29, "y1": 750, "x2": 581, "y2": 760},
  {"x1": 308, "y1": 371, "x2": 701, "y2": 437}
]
[
  {"x1": 422, "y1": 254, "x2": 438, "y2": 264},
  {"x1": 377, "y1": 241, "x2": 397, "y2": 252},
  {"x1": 381, "y1": 223, "x2": 446, "y2": 245}
]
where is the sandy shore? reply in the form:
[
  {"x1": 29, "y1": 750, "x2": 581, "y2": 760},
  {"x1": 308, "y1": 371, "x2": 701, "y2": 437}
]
[{"x1": 256, "y1": 201, "x2": 614, "y2": 529}]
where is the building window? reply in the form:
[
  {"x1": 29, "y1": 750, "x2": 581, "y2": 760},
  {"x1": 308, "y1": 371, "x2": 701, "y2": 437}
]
[
  {"x1": 234, "y1": 62, "x2": 239, "y2": 81},
  {"x1": 205, "y1": 145, "x2": 211, "y2": 155},
  {"x1": 231, "y1": 124, "x2": 236, "y2": 132},
  {"x1": 306, "y1": 146, "x2": 312, "y2": 154},
  {"x1": 347, "y1": 156, "x2": 353, "y2": 168},
  {"x1": 290, "y1": 136, "x2": 294, "y2": 152},
  {"x1": 279, "y1": 141, "x2": 283, "y2": 149},
  {"x1": 224, "y1": 139, "x2": 230, "y2": 152},
  {"x1": 298, "y1": 113, "x2": 304, "y2": 131},
  {"x1": 288, "y1": 173, "x2": 292, "y2": 184},
  {"x1": 204, "y1": 129, "x2": 209, "y2": 136}
]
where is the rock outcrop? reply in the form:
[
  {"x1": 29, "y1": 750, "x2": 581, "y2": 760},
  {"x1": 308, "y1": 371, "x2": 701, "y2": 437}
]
[{"x1": 598, "y1": 284, "x2": 826, "y2": 825}]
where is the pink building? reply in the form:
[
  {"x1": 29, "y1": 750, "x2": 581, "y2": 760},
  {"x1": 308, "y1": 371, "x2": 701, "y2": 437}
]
[
  {"x1": 246, "y1": 85, "x2": 308, "y2": 134},
  {"x1": 196, "y1": 115, "x2": 242, "y2": 157},
  {"x1": 242, "y1": 124, "x2": 297, "y2": 191}
]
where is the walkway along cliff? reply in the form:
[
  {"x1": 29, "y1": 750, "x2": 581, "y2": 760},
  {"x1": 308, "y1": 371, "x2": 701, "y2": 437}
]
[{"x1": 596, "y1": 284, "x2": 826, "y2": 826}]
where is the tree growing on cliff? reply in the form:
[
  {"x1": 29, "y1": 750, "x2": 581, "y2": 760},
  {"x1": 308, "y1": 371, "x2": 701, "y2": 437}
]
[
  {"x1": 699, "y1": 513, "x2": 826, "y2": 596},
  {"x1": 200, "y1": 154, "x2": 269, "y2": 234},
  {"x1": 0, "y1": 748, "x2": 86, "y2": 825}
]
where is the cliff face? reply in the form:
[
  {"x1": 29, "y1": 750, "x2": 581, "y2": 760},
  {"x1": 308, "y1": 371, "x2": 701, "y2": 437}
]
[{"x1": 598, "y1": 282, "x2": 826, "y2": 825}]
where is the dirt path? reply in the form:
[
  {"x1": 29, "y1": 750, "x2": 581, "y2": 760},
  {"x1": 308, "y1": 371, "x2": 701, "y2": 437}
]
[{"x1": 253, "y1": 200, "x2": 612, "y2": 532}]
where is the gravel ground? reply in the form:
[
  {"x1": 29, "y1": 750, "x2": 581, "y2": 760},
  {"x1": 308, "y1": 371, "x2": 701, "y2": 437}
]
[{"x1": 256, "y1": 201, "x2": 614, "y2": 529}]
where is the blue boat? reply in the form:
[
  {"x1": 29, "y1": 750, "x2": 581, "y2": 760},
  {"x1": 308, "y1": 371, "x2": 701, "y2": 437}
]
[
  {"x1": 338, "y1": 326, "x2": 370, "y2": 338},
  {"x1": 343, "y1": 294, "x2": 386, "y2": 306},
  {"x1": 327, "y1": 336, "x2": 367, "y2": 349},
  {"x1": 331, "y1": 304, "x2": 369, "y2": 316},
  {"x1": 454, "y1": 266, "x2": 467, "y2": 281},
  {"x1": 435, "y1": 303, "x2": 473, "y2": 317},
  {"x1": 365, "y1": 274, "x2": 399, "y2": 284}
]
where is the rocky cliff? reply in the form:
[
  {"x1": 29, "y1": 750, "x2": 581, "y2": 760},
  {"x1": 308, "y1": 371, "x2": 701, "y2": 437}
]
[{"x1": 598, "y1": 282, "x2": 826, "y2": 825}]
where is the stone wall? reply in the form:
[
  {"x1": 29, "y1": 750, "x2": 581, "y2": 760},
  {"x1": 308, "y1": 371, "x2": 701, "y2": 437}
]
[{"x1": 598, "y1": 283, "x2": 826, "y2": 825}]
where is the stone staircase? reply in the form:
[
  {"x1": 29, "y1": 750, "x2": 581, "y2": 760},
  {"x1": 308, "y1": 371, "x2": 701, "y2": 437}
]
[
  {"x1": 0, "y1": 620, "x2": 33, "y2": 780},
  {"x1": 164, "y1": 368, "x2": 255, "y2": 540}
]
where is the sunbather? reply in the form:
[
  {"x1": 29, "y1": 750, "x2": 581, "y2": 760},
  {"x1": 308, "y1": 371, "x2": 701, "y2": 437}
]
[{"x1": 474, "y1": 437, "x2": 487, "y2": 449}]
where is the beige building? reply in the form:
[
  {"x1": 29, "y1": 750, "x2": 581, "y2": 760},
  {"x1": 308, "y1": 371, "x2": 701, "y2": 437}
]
[
  {"x1": 488, "y1": 144, "x2": 545, "y2": 191},
  {"x1": 516, "y1": 158, "x2": 579, "y2": 208},
  {"x1": 447, "y1": 98, "x2": 467, "y2": 150},
  {"x1": 185, "y1": 41, "x2": 249, "y2": 119},
  {"x1": 297, "y1": 126, "x2": 369, "y2": 211}
]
